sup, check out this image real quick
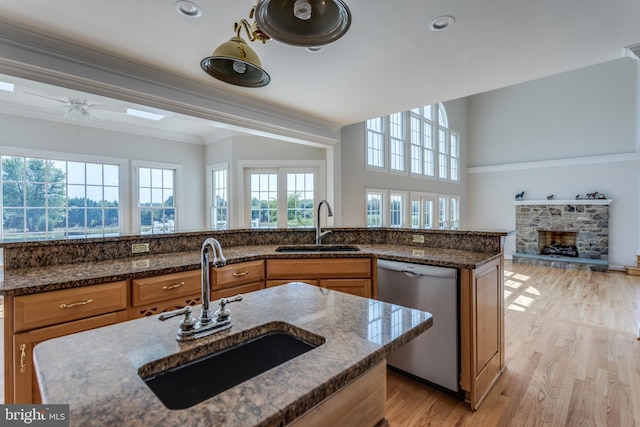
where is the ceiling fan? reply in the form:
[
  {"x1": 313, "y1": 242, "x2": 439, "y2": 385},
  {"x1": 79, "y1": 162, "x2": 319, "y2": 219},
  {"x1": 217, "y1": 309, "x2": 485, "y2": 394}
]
[{"x1": 20, "y1": 91, "x2": 125, "y2": 121}]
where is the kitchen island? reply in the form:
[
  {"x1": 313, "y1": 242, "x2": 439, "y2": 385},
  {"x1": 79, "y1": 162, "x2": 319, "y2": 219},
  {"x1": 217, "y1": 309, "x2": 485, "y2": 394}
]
[
  {"x1": 1, "y1": 227, "x2": 509, "y2": 410},
  {"x1": 33, "y1": 282, "x2": 433, "y2": 427}
]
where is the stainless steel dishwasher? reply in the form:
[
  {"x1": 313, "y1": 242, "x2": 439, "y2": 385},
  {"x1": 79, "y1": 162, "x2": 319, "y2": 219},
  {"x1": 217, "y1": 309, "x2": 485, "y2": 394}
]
[{"x1": 377, "y1": 259, "x2": 460, "y2": 394}]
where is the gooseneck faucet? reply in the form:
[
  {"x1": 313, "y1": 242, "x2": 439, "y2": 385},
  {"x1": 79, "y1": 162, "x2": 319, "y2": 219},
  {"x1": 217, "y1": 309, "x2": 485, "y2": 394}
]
[
  {"x1": 200, "y1": 238, "x2": 227, "y2": 325},
  {"x1": 316, "y1": 199, "x2": 333, "y2": 245},
  {"x1": 159, "y1": 238, "x2": 242, "y2": 341}
]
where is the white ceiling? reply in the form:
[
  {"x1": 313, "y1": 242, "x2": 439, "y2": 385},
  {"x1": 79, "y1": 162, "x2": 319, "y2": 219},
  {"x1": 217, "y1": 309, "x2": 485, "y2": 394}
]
[{"x1": 0, "y1": 0, "x2": 639, "y2": 142}]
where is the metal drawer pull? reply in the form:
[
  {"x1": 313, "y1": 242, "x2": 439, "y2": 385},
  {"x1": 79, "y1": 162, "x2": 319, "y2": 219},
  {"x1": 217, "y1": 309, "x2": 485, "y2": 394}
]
[
  {"x1": 59, "y1": 299, "x2": 94, "y2": 309},
  {"x1": 162, "y1": 281, "x2": 185, "y2": 290},
  {"x1": 232, "y1": 271, "x2": 250, "y2": 277},
  {"x1": 19, "y1": 344, "x2": 27, "y2": 373}
]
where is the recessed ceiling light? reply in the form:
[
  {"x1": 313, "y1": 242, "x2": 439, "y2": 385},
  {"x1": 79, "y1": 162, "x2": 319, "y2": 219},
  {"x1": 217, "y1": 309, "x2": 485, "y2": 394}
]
[
  {"x1": 0, "y1": 81, "x2": 15, "y2": 92},
  {"x1": 429, "y1": 15, "x2": 455, "y2": 31},
  {"x1": 175, "y1": 0, "x2": 202, "y2": 18},
  {"x1": 126, "y1": 108, "x2": 165, "y2": 121}
]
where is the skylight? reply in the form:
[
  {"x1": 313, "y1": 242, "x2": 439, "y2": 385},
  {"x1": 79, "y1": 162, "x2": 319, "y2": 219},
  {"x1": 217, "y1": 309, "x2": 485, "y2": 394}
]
[
  {"x1": 126, "y1": 108, "x2": 165, "y2": 121},
  {"x1": 0, "y1": 81, "x2": 15, "y2": 92}
]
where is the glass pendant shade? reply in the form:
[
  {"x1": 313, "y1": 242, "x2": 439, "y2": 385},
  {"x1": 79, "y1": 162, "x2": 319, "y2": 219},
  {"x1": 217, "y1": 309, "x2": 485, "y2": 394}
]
[
  {"x1": 200, "y1": 36, "x2": 271, "y2": 88},
  {"x1": 254, "y1": 0, "x2": 351, "y2": 46}
]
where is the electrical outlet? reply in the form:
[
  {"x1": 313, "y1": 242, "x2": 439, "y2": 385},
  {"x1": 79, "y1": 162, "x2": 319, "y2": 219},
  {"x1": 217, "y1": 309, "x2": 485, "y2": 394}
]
[
  {"x1": 412, "y1": 234, "x2": 425, "y2": 244},
  {"x1": 131, "y1": 243, "x2": 150, "y2": 254}
]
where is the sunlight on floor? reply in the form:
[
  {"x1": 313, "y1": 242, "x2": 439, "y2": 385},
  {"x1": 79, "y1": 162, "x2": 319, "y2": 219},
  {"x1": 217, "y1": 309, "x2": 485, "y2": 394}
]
[{"x1": 505, "y1": 269, "x2": 540, "y2": 312}]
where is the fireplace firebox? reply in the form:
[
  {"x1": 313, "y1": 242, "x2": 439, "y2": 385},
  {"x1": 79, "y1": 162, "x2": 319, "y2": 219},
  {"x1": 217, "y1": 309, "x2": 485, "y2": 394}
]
[{"x1": 538, "y1": 230, "x2": 578, "y2": 257}]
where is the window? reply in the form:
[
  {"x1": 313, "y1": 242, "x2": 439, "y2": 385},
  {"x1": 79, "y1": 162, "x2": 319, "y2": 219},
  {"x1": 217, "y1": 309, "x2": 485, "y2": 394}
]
[
  {"x1": 410, "y1": 192, "x2": 436, "y2": 229},
  {"x1": 250, "y1": 172, "x2": 278, "y2": 228},
  {"x1": 410, "y1": 106, "x2": 435, "y2": 176},
  {"x1": 242, "y1": 163, "x2": 323, "y2": 229},
  {"x1": 437, "y1": 194, "x2": 460, "y2": 229},
  {"x1": 1, "y1": 155, "x2": 120, "y2": 241},
  {"x1": 209, "y1": 165, "x2": 228, "y2": 229},
  {"x1": 135, "y1": 163, "x2": 179, "y2": 234},
  {"x1": 368, "y1": 103, "x2": 459, "y2": 182},
  {"x1": 389, "y1": 192, "x2": 407, "y2": 227},
  {"x1": 366, "y1": 117, "x2": 384, "y2": 168},
  {"x1": 366, "y1": 190, "x2": 384, "y2": 227},
  {"x1": 389, "y1": 113, "x2": 405, "y2": 172},
  {"x1": 450, "y1": 133, "x2": 460, "y2": 181},
  {"x1": 287, "y1": 172, "x2": 314, "y2": 227}
]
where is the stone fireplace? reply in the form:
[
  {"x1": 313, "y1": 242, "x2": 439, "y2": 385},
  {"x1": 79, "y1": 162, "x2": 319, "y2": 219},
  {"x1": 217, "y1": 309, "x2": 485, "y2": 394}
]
[{"x1": 512, "y1": 199, "x2": 611, "y2": 272}]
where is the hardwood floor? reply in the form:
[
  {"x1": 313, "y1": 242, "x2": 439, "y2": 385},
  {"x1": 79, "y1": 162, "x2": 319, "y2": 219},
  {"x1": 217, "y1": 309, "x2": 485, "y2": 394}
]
[{"x1": 386, "y1": 260, "x2": 640, "y2": 426}]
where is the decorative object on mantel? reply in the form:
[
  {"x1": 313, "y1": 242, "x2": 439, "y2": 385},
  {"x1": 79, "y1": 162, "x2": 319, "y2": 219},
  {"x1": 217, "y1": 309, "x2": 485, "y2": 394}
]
[
  {"x1": 515, "y1": 191, "x2": 525, "y2": 201},
  {"x1": 546, "y1": 194, "x2": 554, "y2": 200},
  {"x1": 575, "y1": 192, "x2": 607, "y2": 200}
]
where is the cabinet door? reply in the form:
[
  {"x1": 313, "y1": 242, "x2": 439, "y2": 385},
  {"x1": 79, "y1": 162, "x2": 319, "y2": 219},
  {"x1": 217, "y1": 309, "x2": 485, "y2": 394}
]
[
  {"x1": 460, "y1": 257, "x2": 504, "y2": 410},
  {"x1": 13, "y1": 311, "x2": 127, "y2": 404},
  {"x1": 319, "y1": 279, "x2": 372, "y2": 298}
]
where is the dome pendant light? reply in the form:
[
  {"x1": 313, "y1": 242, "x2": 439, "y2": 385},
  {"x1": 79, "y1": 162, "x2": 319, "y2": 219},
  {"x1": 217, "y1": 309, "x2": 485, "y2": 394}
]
[
  {"x1": 201, "y1": 21, "x2": 271, "y2": 88},
  {"x1": 254, "y1": 0, "x2": 352, "y2": 47}
]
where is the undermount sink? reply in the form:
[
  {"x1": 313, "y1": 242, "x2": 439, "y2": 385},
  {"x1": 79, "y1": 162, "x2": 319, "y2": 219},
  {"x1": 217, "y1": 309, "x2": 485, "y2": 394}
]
[
  {"x1": 140, "y1": 325, "x2": 325, "y2": 410},
  {"x1": 275, "y1": 244, "x2": 361, "y2": 252}
]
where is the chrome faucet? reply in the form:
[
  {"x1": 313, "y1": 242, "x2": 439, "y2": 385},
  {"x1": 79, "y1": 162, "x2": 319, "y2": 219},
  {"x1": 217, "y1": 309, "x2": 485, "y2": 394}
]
[
  {"x1": 159, "y1": 238, "x2": 242, "y2": 341},
  {"x1": 315, "y1": 199, "x2": 333, "y2": 245}
]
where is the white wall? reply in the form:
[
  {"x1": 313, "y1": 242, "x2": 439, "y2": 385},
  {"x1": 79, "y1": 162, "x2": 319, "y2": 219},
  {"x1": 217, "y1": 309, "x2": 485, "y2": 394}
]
[
  {"x1": 0, "y1": 114, "x2": 207, "y2": 231},
  {"x1": 466, "y1": 58, "x2": 640, "y2": 269},
  {"x1": 340, "y1": 98, "x2": 469, "y2": 226}
]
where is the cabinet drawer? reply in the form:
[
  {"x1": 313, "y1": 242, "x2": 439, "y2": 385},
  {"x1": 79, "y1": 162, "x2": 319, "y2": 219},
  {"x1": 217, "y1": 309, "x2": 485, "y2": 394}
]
[
  {"x1": 266, "y1": 258, "x2": 372, "y2": 279},
  {"x1": 13, "y1": 281, "x2": 128, "y2": 333},
  {"x1": 213, "y1": 260, "x2": 265, "y2": 290},
  {"x1": 132, "y1": 270, "x2": 201, "y2": 307}
]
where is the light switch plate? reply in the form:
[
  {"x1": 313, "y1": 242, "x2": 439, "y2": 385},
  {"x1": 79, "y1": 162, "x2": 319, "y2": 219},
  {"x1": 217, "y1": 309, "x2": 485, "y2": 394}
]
[{"x1": 412, "y1": 234, "x2": 425, "y2": 243}]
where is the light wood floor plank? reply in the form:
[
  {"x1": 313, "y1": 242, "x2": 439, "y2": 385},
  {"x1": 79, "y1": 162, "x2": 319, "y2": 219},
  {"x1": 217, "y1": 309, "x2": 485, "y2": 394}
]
[{"x1": 386, "y1": 261, "x2": 640, "y2": 426}]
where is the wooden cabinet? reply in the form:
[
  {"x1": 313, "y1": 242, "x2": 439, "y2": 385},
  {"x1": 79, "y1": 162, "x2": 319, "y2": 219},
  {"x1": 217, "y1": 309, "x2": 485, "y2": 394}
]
[
  {"x1": 459, "y1": 256, "x2": 504, "y2": 410},
  {"x1": 130, "y1": 270, "x2": 202, "y2": 319},
  {"x1": 6, "y1": 281, "x2": 128, "y2": 403},
  {"x1": 13, "y1": 311, "x2": 127, "y2": 403},
  {"x1": 210, "y1": 260, "x2": 265, "y2": 300},
  {"x1": 13, "y1": 281, "x2": 127, "y2": 332},
  {"x1": 266, "y1": 258, "x2": 374, "y2": 298}
]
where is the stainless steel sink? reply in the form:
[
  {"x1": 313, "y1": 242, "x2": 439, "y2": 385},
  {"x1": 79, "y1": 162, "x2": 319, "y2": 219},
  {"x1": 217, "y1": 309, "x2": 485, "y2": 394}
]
[
  {"x1": 140, "y1": 325, "x2": 325, "y2": 409},
  {"x1": 275, "y1": 244, "x2": 360, "y2": 252}
]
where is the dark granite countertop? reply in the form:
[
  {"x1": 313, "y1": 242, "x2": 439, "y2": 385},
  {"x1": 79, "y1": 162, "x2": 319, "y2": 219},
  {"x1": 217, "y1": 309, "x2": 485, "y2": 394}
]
[
  {"x1": 33, "y1": 282, "x2": 433, "y2": 427},
  {"x1": 0, "y1": 244, "x2": 502, "y2": 296}
]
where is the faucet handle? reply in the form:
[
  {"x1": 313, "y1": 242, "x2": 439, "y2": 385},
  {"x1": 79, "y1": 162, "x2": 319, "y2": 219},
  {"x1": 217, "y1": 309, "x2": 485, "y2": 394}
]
[
  {"x1": 215, "y1": 295, "x2": 243, "y2": 321},
  {"x1": 159, "y1": 306, "x2": 192, "y2": 321}
]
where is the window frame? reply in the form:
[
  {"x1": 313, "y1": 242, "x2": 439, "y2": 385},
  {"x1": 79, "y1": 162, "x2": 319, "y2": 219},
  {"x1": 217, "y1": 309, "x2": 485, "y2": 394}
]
[
  {"x1": 131, "y1": 160, "x2": 183, "y2": 234},
  {"x1": 206, "y1": 162, "x2": 229, "y2": 230},
  {"x1": 365, "y1": 188, "x2": 386, "y2": 227},
  {"x1": 0, "y1": 146, "x2": 128, "y2": 240},
  {"x1": 367, "y1": 103, "x2": 459, "y2": 183},
  {"x1": 238, "y1": 160, "x2": 326, "y2": 229}
]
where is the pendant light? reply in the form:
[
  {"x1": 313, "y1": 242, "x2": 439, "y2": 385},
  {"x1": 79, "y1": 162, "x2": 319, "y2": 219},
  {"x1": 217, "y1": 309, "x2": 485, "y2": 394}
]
[
  {"x1": 254, "y1": 0, "x2": 351, "y2": 47},
  {"x1": 200, "y1": 20, "x2": 271, "y2": 88}
]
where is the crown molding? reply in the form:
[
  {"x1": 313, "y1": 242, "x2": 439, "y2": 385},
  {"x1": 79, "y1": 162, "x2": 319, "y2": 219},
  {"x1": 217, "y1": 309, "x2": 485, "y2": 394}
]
[
  {"x1": 0, "y1": 18, "x2": 340, "y2": 147},
  {"x1": 467, "y1": 151, "x2": 640, "y2": 174}
]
